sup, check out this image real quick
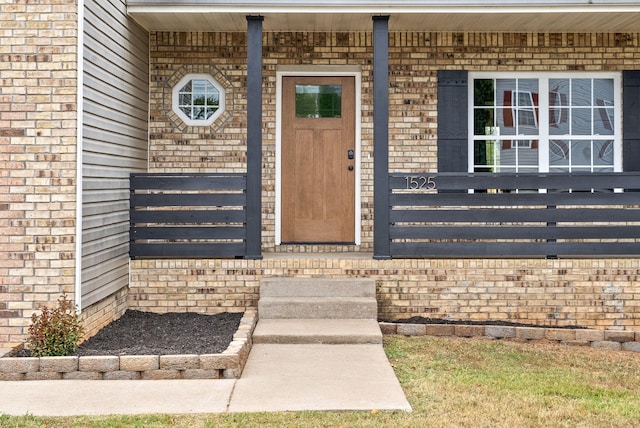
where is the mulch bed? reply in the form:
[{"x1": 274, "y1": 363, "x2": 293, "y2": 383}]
[{"x1": 8, "y1": 310, "x2": 243, "y2": 357}]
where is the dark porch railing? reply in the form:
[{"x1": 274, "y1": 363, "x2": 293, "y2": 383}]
[
  {"x1": 384, "y1": 172, "x2": 640, "y2": 258},
  {"x1": 129, "y1": 173, "x2": 247, "y2": 258}
]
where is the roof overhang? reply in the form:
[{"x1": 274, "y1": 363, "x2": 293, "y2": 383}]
[{"x1": 127, "y1": 1, "x2": 640, "y2": 32}]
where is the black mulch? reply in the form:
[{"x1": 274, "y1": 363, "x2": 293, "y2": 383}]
[{"x1": 8, "y1": 310, "x2": 243, "y2": 357}]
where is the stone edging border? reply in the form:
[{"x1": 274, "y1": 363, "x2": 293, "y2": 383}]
[
  {"x1": 0, "y1": 310, "x2": 257, "y2": 381},
  {"x1": 380, "y1": 322, "x2": 640, "y2": 353}
]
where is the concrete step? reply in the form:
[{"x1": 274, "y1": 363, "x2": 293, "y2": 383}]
[
  {"x1": 252, "y1": 319, "x2": 383, "y2": 345},
  {"x1": 258, "y1": 296, "x2": 377, "y2": 319},
  {"x1": 260, "y1": 277, "x2": 376, "y2": 298}
]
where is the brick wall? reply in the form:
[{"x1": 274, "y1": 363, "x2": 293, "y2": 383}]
[
  {"x1": 148, "y1": 31, "x2": 640, "y2": 253},
  {"x1": 130, "y1": 257, "x2": 640, "y2": 331},
  {"x1": 0, "y1": 0, "x2": 78, "y2": 346},
  {"x1": 79, "y1": 287, "x2": 128, "y2": 341}
]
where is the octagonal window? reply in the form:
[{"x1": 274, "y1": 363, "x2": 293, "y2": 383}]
[{"x1": 172, "y1": 73, "x2": 225, "y2": 126}]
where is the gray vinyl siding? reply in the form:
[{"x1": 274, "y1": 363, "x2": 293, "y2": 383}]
[{"x1": 82, "y1": 0, "x2": 149, "y2": 308}]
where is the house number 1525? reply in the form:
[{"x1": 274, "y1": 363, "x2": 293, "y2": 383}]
[{"x1": 405, "y1": 176, "x2": 436, "y2": 190}]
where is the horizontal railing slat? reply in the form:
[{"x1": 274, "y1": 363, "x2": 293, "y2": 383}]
[
  {"x1": 131, "y1": 174, "x2": 246, "y2": 191},
  {"x1": 390, "y1": 192, "x2": 638, "y2": 207},
  {"x1": 132, "y1": 193, "x2": 246, "y2": 207},
  {"x1": 131, "y1": 226, "x2": 246, "y2": 240},
  {"x1": 130, "y1": 243, "x2": 246, "y2": 258},
  {"x1": 390, "y1": 225, "x2": 640, "y2": 240},
  {"x1": 390, "y1": 208, "x2": 640, "y2": 223},
  {"x1": 130, "y1": 210, "x2": 246, "y2": 224},
  {"x1": 390, "y1": 242, "x2": 640, "y2": 257}
]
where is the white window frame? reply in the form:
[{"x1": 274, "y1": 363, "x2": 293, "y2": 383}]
[
  {"x1": 172, "y1": 73, "x2": 225, "y2": 127},
  {"x1": 468, "y1": 72, "x2": 622, "y2": 173}
]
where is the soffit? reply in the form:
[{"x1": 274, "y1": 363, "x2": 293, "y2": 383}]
[{"x1": 127, "y1": 2, "x2": 640, "y2": 32}]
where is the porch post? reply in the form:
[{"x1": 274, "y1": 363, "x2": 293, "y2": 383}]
[
  {"x1": 245, "y1": 15, "x2": 263, "y2": 259},
  {"x1": 373, "y1": 15, "x2": 391, "y2": 259}
]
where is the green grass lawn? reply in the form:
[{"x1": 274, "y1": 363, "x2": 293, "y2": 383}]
[{"x1": 2, "y1": 336, "x2": 639, "y2": 428}]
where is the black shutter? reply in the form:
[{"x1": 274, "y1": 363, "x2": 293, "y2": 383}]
[
  {"x1": 437, "y1": 70, "x2": 468, "y2": 172},
  {"x1": 623, "y1": 71, "x2": 640, "y2": 172}
]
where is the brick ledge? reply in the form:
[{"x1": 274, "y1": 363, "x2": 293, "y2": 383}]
[
  {"x1": 380, "y1": 322, "x2": 640, "y2": 353},
  {"x1": 0, "y1": 311, "x2": 257, "y2": 381}
]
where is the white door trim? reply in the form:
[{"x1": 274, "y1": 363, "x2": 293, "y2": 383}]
[{"x1": 275, "y1": 65, "x2": 362, "y2": 245}]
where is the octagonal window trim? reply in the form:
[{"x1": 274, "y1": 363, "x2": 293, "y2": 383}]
[{"x1": 172, "y1": 73, "x2": 225, "y2": 127}]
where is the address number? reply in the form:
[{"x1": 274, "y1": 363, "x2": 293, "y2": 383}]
[{"x1": 405, "y1": 176, "x2": 436, "y2": 190}]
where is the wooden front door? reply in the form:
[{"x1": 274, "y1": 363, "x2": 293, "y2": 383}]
[{"x1": 281, "y1": 76, "x2": 356, "y2": 243}]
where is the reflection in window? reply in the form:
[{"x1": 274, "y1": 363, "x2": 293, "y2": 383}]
[
  {"x1": 473, "y1": 78, "x2": 539, "y2": 172},
  {"x1": 178, "y1": 79, "x2": 220, "y2": 121},
  {"x1": 295, "y1": 85, "x2": 342, "y2": 118},
  {"x1": 471, "y1": 74, "x2": 618, "y2": 173},
  {"x1": 548, "y1": 78, "x2": 615, "y2": 172}
]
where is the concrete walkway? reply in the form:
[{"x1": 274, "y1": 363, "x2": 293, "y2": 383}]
[
  {"x1": 229, "y1": 343, "x2": 411, "y2": 412},
  {"x1": 0, "y1": 343, "x2": 411, "y2": 416}
]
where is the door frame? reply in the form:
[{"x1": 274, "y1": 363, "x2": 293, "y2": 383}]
[{"x1": 275, "y1": 65, "x2": 362, "y2": 246}]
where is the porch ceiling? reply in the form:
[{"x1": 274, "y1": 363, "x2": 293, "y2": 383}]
[{"x1": 127, "y1": 1, "x2": 640, "y2": 32}]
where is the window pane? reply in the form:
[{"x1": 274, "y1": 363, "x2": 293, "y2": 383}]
[
  {"x1": 549, "y1": 140, "x2": 569, "y2": 167},
  {"x1": 496, "y1": 79, "x2": 516, "y2": 106},
  {"x1": 571, "y1": 79, "x2": 591, "y2": 106},
  {"x1": 519, "y1": 108, "x2": 539, "y2": 135},
  {"x1": 193, "y1": 106, "x2": 205, "y2": 120},
  {"x1": 496, "y1": 107, "x2": 517, "y2": 135},
  {"x1": 571, "y1": 108, "x2": 592, "y2": 135},
  {"x1": 515, "y1": 79, "x2": 539, "y2": 135},
  {"x1": 571, "y1": 140, "x2": 592, "y2": 166},
  {"x1": 474, "y1": 140, "x2": 496, "y2": 172},
  {"x1": 295, "y1": 85, "x2": 342, "y2": 118},
  {"x1": 594, "y1": 79, "x2": 614, "y2": 104},
  {"x1": 516, "y1": 80, "x2": 538, "y2": 103},
  {"x1": 474, "y1": 109, "x2": 495, "y2": 135},
  {"x1": 179, "y1": 93, "x2": 191, "y2": 106},
  {"x1": 474, "y1": 79, "x2": 494, "y2": 106},
  {"x1": 594, "y1": 108, "x2": 614, "y2": 135},
  {"x1": 550, "y1": 79, "x2": 570, "y2": 106},
  {"x1": 550, "y1": 79, "x2": 569, "y2": 135},
  {"x1": 550, "y1": 108, "x2": 569, "y2": 135},
  {"x1": 594, "y1": 140, "x2": 614, "y2": 166}
]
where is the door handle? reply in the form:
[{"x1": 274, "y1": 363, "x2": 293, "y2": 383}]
[{"x1": 347, "y1": 149, "x2": 354, "y2": 160}]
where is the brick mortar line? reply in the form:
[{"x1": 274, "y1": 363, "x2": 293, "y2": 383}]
[{"x1": 0, "y1": 311, "x2": 257, "y2": 381}]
